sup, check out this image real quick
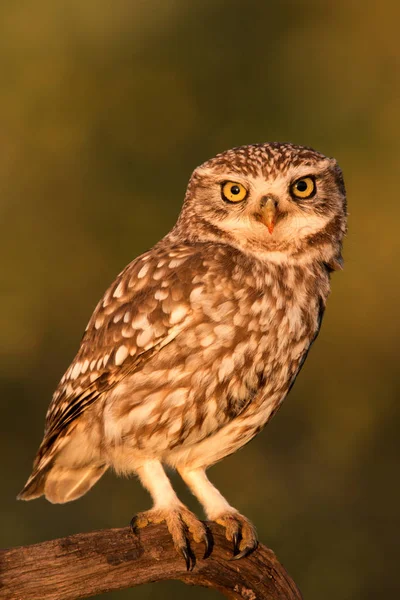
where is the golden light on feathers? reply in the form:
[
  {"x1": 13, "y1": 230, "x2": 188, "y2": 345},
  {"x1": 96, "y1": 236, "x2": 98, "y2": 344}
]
[{"x1": 18, "y1": 142, "x2": 347, "y2": 568}]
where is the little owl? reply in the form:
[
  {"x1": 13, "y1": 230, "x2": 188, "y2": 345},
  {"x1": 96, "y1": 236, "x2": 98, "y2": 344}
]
[{"x1": 19, "y1": 143, "x2": 347, "y2": 569}]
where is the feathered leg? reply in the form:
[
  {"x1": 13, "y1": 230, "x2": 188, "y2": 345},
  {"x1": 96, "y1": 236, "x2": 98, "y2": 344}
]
[{"x1": 131, "y1": 460, "x2": 208, "y2": 569}]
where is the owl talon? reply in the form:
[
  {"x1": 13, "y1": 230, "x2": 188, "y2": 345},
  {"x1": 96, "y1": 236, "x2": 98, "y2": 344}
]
[
  {"x1": 130, "y1": 506, "x2": 207, "y2": 569},
  {"x1": 216, "y1": 511, "x2": 258, "y2": 559}
]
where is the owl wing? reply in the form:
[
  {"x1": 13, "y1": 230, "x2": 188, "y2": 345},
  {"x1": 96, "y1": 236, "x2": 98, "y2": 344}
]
[{"x1": 39, "y1": 243, "x2": 204, "y2": 461}]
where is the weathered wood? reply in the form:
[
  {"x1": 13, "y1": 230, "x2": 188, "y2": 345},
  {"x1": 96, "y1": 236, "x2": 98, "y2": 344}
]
[{"x1": 0, "y1": 523, "x2": 302, "y2": 600}]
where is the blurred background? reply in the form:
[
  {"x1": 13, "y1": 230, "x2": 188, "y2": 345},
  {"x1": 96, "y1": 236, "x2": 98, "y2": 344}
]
[{"x1": 1, "y1": 1, "x2": 399, "y2": 598}]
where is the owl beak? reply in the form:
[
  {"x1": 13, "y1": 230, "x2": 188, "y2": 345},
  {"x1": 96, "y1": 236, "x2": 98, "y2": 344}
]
[{"x1": 261, "y1": 197, "x2": 278, "y2": 234}]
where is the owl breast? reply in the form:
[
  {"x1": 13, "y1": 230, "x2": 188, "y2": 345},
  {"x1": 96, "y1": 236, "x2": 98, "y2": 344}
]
[{"x1": 102, "y1": 245, "x2": 328, "y2": 472}]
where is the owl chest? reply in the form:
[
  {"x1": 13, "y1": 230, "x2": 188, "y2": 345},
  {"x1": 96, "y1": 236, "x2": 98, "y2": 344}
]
[{"x1": 230, "y1": 283, "x2": 321, "y2": 411}]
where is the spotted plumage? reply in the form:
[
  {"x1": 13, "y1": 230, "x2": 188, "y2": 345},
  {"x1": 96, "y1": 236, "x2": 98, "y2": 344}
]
[{"x1": 19, "y1": 142, "x2": 347, "y2": 567}]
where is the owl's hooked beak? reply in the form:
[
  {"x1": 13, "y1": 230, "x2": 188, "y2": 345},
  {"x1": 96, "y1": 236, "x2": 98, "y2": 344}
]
[{"x1": 260, "y1": 196, "x2": 278, "y2": 234}]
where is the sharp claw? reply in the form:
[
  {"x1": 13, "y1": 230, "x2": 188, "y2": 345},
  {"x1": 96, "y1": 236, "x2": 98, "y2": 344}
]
[
  {"x1": 229, "y1": 544, "x2": 258, "y2": 560},
  {"x1": 232, "y1": 530, "x2": 240, "y2": 555},
  {"x1": 180, "y1": 545, "x2": 192, "y2": 571},
  {"x1": 130, "y1": 516, "x2": 138, "y2": 534},
  {"x1": 203, "y1": 534, "x2": 211, "y2": 559}
]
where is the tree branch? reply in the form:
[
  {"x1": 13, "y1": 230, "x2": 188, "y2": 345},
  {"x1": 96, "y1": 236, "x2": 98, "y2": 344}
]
[{"x1": 0, "y1": 523, "x2": 302, "y2": 600}]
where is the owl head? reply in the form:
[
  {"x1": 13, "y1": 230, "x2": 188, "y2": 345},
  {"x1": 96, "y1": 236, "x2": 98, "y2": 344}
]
[{"x1": 174, "y1": 143, "x2": 347, "y2": 271}]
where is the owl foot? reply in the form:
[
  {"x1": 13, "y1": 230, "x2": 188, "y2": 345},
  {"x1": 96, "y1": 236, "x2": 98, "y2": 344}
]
[
  {"x1": 215, "y1": 511, "x2": 258, "y2": 559},
  {"x1": 130, "y1": 505, "x2": 209, "y2": 570}
]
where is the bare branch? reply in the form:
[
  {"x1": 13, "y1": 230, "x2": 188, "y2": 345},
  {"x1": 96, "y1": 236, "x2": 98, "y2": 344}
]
[{"x1": 0, "y1": 523, "x2": 302, "y2": 600}]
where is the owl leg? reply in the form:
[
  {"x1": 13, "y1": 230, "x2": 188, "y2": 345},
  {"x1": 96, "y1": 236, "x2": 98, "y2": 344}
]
[
  {"x1": 130, "y1": 459, "x2": 208, "y2": 570},
  {"x1": 180, "y1": 467, "x2": 258, "y2": 559}
]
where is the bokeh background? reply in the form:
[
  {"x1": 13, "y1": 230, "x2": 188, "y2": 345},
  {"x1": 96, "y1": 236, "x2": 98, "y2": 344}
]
[{"x1": 1, "y1": 1, "x2": 399, "y2": 598}]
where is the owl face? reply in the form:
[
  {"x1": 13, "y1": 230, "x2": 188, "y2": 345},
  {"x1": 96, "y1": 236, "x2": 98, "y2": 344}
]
[{"x1": 177, "y1": 143, "x2": 346, "y2": 267}]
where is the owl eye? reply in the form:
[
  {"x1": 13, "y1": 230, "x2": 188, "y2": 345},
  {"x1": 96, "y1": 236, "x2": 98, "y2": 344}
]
[
  {"x1": 221, "y1": 181, "x2": 248, "y2": 203},
  {"x1": 290, "y1": 176, "x2": 316, "y2": 199}
]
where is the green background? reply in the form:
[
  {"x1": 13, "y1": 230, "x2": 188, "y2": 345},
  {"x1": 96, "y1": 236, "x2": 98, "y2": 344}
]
[{"x1": 1, "y1": 1, "x2": 399, "y2": 598}]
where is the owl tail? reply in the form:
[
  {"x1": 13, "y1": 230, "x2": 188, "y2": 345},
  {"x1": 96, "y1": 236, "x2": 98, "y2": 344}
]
[
  {"x1": 18, "y1": 464, "x2": 108, "y2": 504},
  {"x1": 17, "y1": 467, "x2": 48, "y2": 501}
]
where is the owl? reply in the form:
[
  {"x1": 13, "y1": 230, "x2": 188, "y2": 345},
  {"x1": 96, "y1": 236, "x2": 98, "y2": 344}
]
[{"x1": 18, "y1": 143, "x2": 347, "y2": 569}]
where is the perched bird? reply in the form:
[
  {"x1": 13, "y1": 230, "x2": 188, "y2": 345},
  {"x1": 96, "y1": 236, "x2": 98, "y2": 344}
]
[{"x1": 18, "y1": 143, "x2": 347, "y2": 568}]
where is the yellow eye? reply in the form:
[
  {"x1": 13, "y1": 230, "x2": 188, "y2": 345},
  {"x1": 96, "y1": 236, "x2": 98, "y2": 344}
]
[
  {"x1": 290, "y1": 176, "x2": 316, "y2": 199},
  {"x1": 221, "y1": 181, "x2": 248, "y2": 203}
]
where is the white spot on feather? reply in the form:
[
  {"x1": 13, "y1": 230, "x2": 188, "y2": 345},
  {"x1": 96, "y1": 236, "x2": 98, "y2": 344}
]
[
  {"x1": 189, "y1": 287, "x2": 203, "y2": 303},
  {"x1": 169, "y1": 258, "x2": 186, "y2": 269},
  {"x1": 137, "y1": 328, "x2": 154, "y2": 348},
  {"x1": 137, "y1": 263, "x2": 150, "y2": 279},
  {"x1": 153, "y1": 269, "x2": 164, "y2": 281},
  {"x1": 131, "y1": 314, "x2": 150, "y2": 329},
  {"x1": 155, "y1": 289, "x2": 169, "y2": 301},
  {"x1": 218, "y1": 356, "x2": 235, "y2": 382},
  {"x1": 71, "y1": 363, "x2": 81, "y2": 379},
  {"x1": 170, "y1": 305, "x2": 188, "y2": 325},
  {"x1": 200, "y1": 333, "x2": 216, "y2": 348},
  {"x1": 214, "y1": 324, "x2": 234, "y2": 339},
  {"x1": 169, "y1": 419, "x2": 182, "y2": 434},
  {"x1": 122, "y1": 326, "x2": 135, "y2": 338},
  {"x1": 113, "y1": 281, "x2": 124, "y2": 298},
  {"x1": 115, "y1": 345, "x2": 129, "y2": 365},
  {"x1": 165, "y1": 388, "x2": 187, "y2": 406},
  {"x1": 95, "y1": 315, "x2": 104, "y2": 329}
]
